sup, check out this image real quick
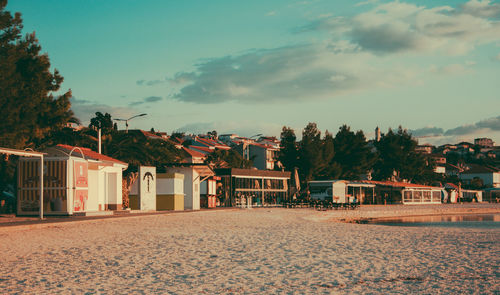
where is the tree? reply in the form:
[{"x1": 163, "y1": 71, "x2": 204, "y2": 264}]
[
  {"x1": 89, "y1": 112, "x2": 114, "y2": 135},
  {"x1": 298, "y1": 123, "x2": 324, "y2": 182},
  {"x1": 207, "y1": 130, "x2": 217, "y2": 139},
  {"x1": 205, "y1": 149, "x2": 253, "y2": 169},
  {"x1": 104, "y1": 132, "x2": 183, "y2": 168},
  {"x1": 316, "y1": 130, "x2": 342, "y2": 180},
  {"x1": 0, "y1": 1, "x2": 76, "y2": 149},
  {"x1": 332, "y1": 125, "x2": 375, "y2": 180},
  {"x1": 374, "y1": 127, "x2": 436, "y2": 183},
  {"x1": 278, "y1": 126, "x2": 299, "y2": 171}
]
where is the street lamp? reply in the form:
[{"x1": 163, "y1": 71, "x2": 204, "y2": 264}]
[{"x1": 114, "y1": 113, "x2": 147, "y2": 133}]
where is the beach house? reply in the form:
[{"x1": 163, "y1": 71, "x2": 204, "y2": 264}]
[
  {"x1": 17, "y1": 144, "x2": 127, "y2": 216},
  {"x1": 214, "y1": 168, "x2": 290, "y2": 207}
]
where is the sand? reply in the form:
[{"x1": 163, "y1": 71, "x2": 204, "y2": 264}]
[{"x1": 1, "y1": 204, "x2": 499, "y2": 294}]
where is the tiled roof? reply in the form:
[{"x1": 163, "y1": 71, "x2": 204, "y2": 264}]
[
  {"x1": 55, "y1": 144, "x2": 127, "y2": 165},
  {"x1": 360, "y1": 180, "x2": 439, "y2": 189},
  {"x1": 190, "y1": 146, "x2": 214, "y2": 154},
  {"x1": 196, "y1": 137, "x2": 230, "y2": 149},
  {"x1": 182, "y1": 147, "x2": 206, "y2": 158}
]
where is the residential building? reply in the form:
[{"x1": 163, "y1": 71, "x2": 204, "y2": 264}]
[
  {"x1": 415, "y1": 144, "x2": 434, "y2": 154},
  {"x1": 474, "y1": 138, "x2": 494, "y2": 147},
  {"x1": 460, "y1": 164, "x2": 500, "y2": 188}
]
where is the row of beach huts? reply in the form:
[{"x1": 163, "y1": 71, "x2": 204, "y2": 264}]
[{"x1": 8, "y1": 144, "x2": 498, "y2": 216}]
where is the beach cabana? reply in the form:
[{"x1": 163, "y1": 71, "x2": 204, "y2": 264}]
[
  {"x1": 363, "y1": 181, "x2": 442, "y2": 204},
  {"x1": 308, "y1": 180, "x2": 376, "y2": 203},
  {"x1": 17, "y1": 144, "x2": 127, "y2": 216},
  {"x1": 166, "y1": 164, "x2": 214, "y2": 210},
  {"x1": 214, "y1": 168, "x2": 290, "y2": 207}
]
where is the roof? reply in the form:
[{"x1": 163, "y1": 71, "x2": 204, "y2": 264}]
[
  {"x1": 189, "y1": 146, "x2": 214, "y2": 154},
  {"x1": 215, "y1": 168, "x2": 291, "y2": 179},
  {"x1": 54, "y1": 144, "x2": 127, "y2": 166},
  {"x1": 359, "y1": 180, "x2": 440, "y2": 189},
  {"x1": 182, "y1": 147, "x2": 206, "y2": 158},
  {"x1": 462, "y1": 164, "x2": 500, "y2": 174},
  {"x1": 196, "y1": 137, "x2": 231, "y2": 149},
  {"x1": 249, "y1": 142, "x2": 280, "y2": 150},
  {"x1": 445, "y1": 183, "x2": 459, "y2": 190}
]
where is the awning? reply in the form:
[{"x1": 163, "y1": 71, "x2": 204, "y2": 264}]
[{"x1": 193, "y1": 165, "x2": 214, "y2": 177}]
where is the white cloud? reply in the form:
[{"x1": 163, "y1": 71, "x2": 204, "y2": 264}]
[
  {"x1": 301, "y1": 0, "x2": 500, "y2": 55},
  {"x1": 71, "y1": 98, "x2": 136, "y2": 125},
  {"x1": 176, "y1": 121, "x2": 283, "y2": 137},
  {"x1": 165, "y1": 1, "x2": 500, "y2": 105},
  {"x1": 266, "y1": 11, "x2": 276, "y2": 16}
]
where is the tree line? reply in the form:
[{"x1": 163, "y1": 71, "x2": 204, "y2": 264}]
[{"x1": 279, "y1": 123, "x2": 439, "y2": 187}]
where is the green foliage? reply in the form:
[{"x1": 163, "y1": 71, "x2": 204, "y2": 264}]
[
  {"x1": 0, "y1": 1, "x2": 76, "y2": 149},
  {"x1": 332, "y1": 125, "x2": 375, "y2": 180},
  {"x1": 37, "y1": 127, "x2": 97, "y2": 150},
  {"x1": 278, "y1": 126, "x2": 298, "y2": 171},
  {"x1": 374, "y1": 127, "x2": 436, "y2": 183},
  {"x1": 299, "y1": 123, "x2": 324, "y2": 182},
  {"x1": 205, "y1": 149, "x2": 253, "y2": 169},
  {"x1": 104, "y1": 131, "x2": 183, "y2": 168},
  {"x1": 89, "y1": 112, "x2": 114, "y2": 135}
]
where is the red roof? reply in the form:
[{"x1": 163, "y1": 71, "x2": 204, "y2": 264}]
[
  {"x1": 196, "y1": 137, "x2": 230, "y2": 149},
  {"x1": 190, "y1": 146, "x2": 214, "y2": 154},
  {"x1": 139, "y1": 130, "x2": 164, "y2": 140},
  {"x1": 360, "y1": 180, "x2": 438, "y2": 189},
  {"x1": 182, "y1": 147, "x2": 206, "y2": 158},
  {"x1": 56, "y1": 144, "x2": 127, "y2": 165}
]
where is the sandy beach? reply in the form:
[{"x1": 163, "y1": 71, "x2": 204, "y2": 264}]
[{"x1": 1, "y1": 204, "x2": 499, "y2": 294}]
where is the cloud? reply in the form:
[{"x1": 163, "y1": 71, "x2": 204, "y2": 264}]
[
  {"x1": 70, "y1": 97, "x2": 135, "y2": 125},
  {"x1": 298, "y1": 0, "x2": 500, "y2": 55},
  {"x1": 410, "y1": 115, "x2": 500, "y2": 145},
  {"x1": 444, "y1": 124, "x2": 479, "y2": 136},
  {"x1": 476, "y1": 116, "x2": 500, "y2": 130},
  {"x1": 128, "y1": 96, "x2": 163, "y2": 106},
  {"x1": 164, "y1": 1, "x2": 498, "y2": 105},
  {"x1": 495, "y1": 53, "x2": 500, "y2": 61},
  {"x1": 409, "y1": 127, "x2": 444, "y2": 137},
  {"x1": 355, "y1": 0, "x2": 378, "y2": 7},
  {"x1": 429, "y1": 63, "x2": 472, "y2": 75},
  {"x1": 266, "y1": 11, "x2": 276, "y2": 16},
  {"x1": 136, "y1": 79, "x2": 167, "y2": 86},
  {"x1": 461, "y1": 0, "x2": 500, "y2": 18},
  {"x1": 168, "y1": 43, "x2": 424, "y2": 104},
  {"x1": 176, "y1": 121, "x2": 283, "y2": 137}
]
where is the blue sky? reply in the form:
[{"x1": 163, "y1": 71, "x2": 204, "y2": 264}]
[{"x1": 7, "y1": 0, "x2": 500, "y2": 145}]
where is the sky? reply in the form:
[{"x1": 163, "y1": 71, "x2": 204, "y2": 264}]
[{"x1": 7, "y1": 0, "x2": 500, "y2": 145}]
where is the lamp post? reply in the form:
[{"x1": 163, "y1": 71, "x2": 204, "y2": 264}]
[{"x1": 114, "y1": 113, "x2": 147, "y2": 133}]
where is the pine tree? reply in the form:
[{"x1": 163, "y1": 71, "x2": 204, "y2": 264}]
[
  {"x1": 0, "y1": 1, "x2": 76, "y2": 149},
  {"x1": 298, "y1": 123, "x2": 323, "y2": 182},
  {"x1": 374, "y1": 126, "x2": 436, "y2": 183},
  {"x1": 278, "y1": 126, "x2": 299, "y2": 171},
  {"x1": 333, "y1": 125, "x2": 375, "y2": 179}
]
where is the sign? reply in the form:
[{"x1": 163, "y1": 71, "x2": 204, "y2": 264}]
[
  {"x1": 74, "y1": 161, "x2": 88, "y2": 187},
  {"x1": 74, "y1": 189, "x2": 88, "y2": 212},
  {"x1": 139, "y1": 166, "x2": 156, "y2": 210},
  {"x1": 73, "y1": 161, "x2": 88, "y2": 212}
]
